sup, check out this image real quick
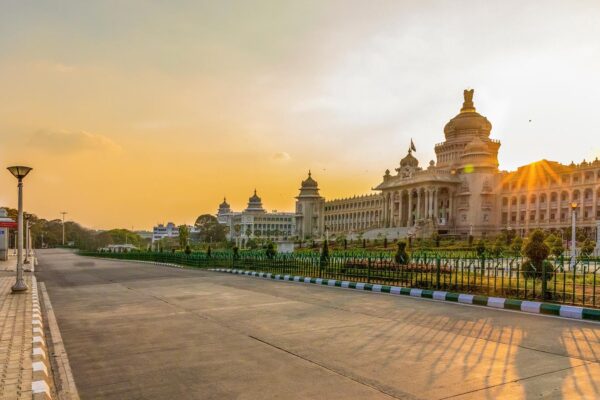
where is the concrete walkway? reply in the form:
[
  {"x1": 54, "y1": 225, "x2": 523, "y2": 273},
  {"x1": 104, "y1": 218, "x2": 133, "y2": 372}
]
[
  {"x1": 0, "y1": 272, "x2": 33, "y2": 399},
  {"x1": 1, "y1": 255, "x2": 53, "y2": 400},
  {"x1": 37, "y1": 249, "x2": 600, "y2": 400}
]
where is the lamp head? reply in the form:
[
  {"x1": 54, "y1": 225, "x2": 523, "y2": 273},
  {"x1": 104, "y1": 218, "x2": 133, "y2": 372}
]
[
  {"x1": 7, "y1": 166, "x2": 32, "y2": 181},
  {"x1": 570, "y1": 202, "x2": 579, "y2": 210}
]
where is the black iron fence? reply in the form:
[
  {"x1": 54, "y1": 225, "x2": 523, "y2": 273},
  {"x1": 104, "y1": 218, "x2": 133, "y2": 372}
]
[{"x1": 79, "y1": 251, "x2": 600, "y2": 308}]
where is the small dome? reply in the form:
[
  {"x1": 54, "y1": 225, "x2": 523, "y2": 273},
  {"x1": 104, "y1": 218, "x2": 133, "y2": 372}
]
[
  {"x1": 400, "y1": 150, "x2": 419, "y2": 168},
  {"x1": 248, "y1": 189, "x2": 261, "y2": 203},
  {"x1": 301, "y1": 170, "x2": 318, "y2": 188},
  {"x1": 219, "y1": 197, "x2": 229, "y2": 208}
]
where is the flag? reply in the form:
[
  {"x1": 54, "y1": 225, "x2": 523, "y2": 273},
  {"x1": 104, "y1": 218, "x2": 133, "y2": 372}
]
[{"x1": 410, "y1": 139, "x2": 416, "y2": 152}]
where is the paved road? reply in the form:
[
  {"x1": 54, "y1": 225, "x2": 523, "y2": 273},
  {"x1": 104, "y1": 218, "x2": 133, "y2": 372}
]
[{"x1": 36, "y1": 249, "x2": 600, "y2": 399}]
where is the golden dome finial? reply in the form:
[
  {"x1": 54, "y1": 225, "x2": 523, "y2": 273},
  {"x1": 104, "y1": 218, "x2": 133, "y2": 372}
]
[{"x1": 461, "y1": 89, "x2": 476, "y2": 113}]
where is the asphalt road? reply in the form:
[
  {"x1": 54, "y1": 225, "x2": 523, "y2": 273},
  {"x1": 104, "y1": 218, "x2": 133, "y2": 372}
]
[{"x1": 36, "y1": 249, "x2": 600, "y2": 400}]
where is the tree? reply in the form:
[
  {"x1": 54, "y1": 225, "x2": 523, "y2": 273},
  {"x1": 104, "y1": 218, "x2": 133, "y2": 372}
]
[
  {"x1": 395, "y1": 242, "x2": 409, "y2": 265},
  {"x1": 522, "y1": 230, "x2": 552, "y2": 299},
  {"x1": 432, "y1": 232, "x2": 441, "y2": 248},
  {"x1": 178, "y1": 225, "x2": 190, "y2": 249},
  {"x1": 544, "y1": 234, "x2": 564, "y2": 258},
  {"x1": 491, "y1": 236, "x2": 504, "y2": 258},
  {"x1": 320, "y1": 240, "x2": 329, "y2": 267},
  {"x1": 475, "y1": 239, "x2": 486, "y2": 257},
  {"x1": 194, "y1": 214, "x2": 226, "y2": 243},
  {"x1": 580, "y1": 239, "x2": 596, "y2": 260},
  {"x1": 265, "y1": 242, "x2": 276, "y2": 259},
  {"x1": 511, "y1": 236, "x2": 523, "y2": 256}
]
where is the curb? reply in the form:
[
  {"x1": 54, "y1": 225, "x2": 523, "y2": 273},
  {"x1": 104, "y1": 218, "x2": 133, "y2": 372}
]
[
  {"x1": 209, "y1": 268, "x2": 600, "y2": 323},
  {"x1": 31, "y1": 275, "x2": 53, "y2": 400}
]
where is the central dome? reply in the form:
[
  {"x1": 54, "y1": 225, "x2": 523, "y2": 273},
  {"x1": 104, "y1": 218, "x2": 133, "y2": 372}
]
[{"x1": 444, "y1": 89, "x2": 492, "y2": 139}]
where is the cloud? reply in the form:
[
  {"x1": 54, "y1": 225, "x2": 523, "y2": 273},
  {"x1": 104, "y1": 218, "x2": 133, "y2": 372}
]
[
  {"x1": 272, "y1": 151, "x2": 291, "y2": 162},
  {"x1": 28, "y1": 129, "x2": 121, "y2": 154}
]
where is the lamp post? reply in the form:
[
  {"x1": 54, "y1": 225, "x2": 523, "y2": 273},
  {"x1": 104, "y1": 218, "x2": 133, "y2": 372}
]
[
  {"x1": 7, "y1": 166, "x2": 32, "y2": 293},
  {"x1": 23, "y1": 215, "x2": 30, "y2": 264},
  {"x1": 570, "y1": 202, "x2": 578, "y2": 269}
]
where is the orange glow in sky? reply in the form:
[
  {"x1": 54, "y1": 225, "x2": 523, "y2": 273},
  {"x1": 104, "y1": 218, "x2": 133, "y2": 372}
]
[{"x1": 1, "y1": 1, "x2": 600, "y2": 229}]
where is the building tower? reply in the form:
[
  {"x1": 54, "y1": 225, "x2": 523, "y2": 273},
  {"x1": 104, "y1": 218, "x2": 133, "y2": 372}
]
[
  {"x1": 295, "y1": 171, "x2": 325, "y2": 239},
  {"x1": 439, "y1": 89, "x2": 501, "y2": 235},
  {"x1": 216, "y1": 197, "x2": 231, "y2": 224},
  {"x1": 245, "y1": 190, "x2": 266, "y2": 213}
]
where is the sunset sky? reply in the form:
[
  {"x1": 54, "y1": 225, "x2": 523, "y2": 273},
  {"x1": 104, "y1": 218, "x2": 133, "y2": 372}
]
[{"x1": 1, "y1": 1, "x2": 600, "y2": 230}]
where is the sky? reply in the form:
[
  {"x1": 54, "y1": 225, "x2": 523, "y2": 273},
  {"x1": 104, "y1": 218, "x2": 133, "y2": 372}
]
[{"x1": 1, "y1": 0, "x2": 600, "y2": 230}]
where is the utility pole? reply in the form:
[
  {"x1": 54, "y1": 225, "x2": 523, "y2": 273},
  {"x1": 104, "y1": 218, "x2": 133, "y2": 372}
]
[{"x1": 61, "y1": 211, "x2": 67, "y2": 246}]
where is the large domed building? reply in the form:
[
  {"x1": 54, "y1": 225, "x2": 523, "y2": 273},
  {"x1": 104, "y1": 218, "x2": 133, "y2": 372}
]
[{"x1": 295, "y1": 89, "x2": 600, "y2": 239}]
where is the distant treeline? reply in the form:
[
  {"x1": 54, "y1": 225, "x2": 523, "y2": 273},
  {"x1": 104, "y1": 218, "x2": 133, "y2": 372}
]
[{"x1": 1, "y1": 207, "x2": 146, "y2": 251}]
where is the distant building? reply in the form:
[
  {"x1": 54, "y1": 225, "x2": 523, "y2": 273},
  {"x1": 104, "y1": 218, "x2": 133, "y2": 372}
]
[
  {"x1": 216, "y1": 190, "x2": 296, "y2": 245},
  {"x1": 152, "y1": 222, "x2": 178, "y2": 243}
]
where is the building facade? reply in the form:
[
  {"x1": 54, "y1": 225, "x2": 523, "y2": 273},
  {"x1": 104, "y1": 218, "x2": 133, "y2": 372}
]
[
  {"x1": 152, "y1": 222, "x2": 179, "y2": 243},
  {"x1": 295, "y1": 89, "x2": 600, "y2": 239},
  {"x1": 217, "y1": 190, "x2": 296, "y2": 244}
]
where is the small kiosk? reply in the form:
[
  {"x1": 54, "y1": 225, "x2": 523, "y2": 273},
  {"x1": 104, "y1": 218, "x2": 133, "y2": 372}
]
[{"x1": 0, "y1": 209, "x2": 17, "y2": 261}]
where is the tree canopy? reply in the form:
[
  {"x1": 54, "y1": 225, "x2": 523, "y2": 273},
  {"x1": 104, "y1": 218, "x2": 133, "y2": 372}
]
[{"x1": 194, "y1": 214, "x2": 226, "y2": 243}]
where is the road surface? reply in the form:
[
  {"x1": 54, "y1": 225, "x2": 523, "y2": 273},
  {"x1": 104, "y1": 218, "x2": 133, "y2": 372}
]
[{"x1": 36, "y1": 249, "x2": 600, "y2": 399}]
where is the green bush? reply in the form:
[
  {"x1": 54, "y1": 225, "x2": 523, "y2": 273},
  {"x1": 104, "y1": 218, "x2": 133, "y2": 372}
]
[
  {"x1": 522, "y1": 230, "x2": 551, "y2": 282},
  {"x1": 184, "y1": 245, "x2": 192, "y2": 255},
  {"x1": 266, "y1": 242, "x2": 276, "y2": 259},
  {"x1": 320, "y1": 240, "x2": 329, "y2": 267},
  {"x1": 395, "y1": 242, "x2": 409, "y2": 265},
  {"x1": 511, "y1": 236, "x2": 523, "y2": 256},
  {"x1": 521, "y1": 259, "x2": 554, "y2": 281},
  {"x1": 475, "y1": 239, "x2": 486, "y2": 257}
]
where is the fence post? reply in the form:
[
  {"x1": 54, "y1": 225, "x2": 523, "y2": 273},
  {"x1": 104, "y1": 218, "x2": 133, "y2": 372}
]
[
  {"x1": 436, "y1": 256, "x2": 441, "y2": 290},
  {"x1": 541, "y1": 259, "x2": 547, "y2": 300},
  {"x1": 367, "y1": 257, "x2": 371, "y2": 283}
]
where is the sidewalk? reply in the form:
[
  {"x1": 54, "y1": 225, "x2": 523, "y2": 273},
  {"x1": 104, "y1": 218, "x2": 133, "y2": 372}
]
[{"x1": 0, "y1": 255, "x2": 52, "y2": 400}]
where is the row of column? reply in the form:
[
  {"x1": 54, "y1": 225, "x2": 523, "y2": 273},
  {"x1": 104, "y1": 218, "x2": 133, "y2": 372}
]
[{"x1": 383, "y1": 188, "x2": 451, "y2": 228}]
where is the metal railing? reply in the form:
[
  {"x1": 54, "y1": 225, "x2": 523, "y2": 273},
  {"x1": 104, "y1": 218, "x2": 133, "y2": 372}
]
[{"x1": 79, "y1": 251, "x2": 600, "y2": 308}]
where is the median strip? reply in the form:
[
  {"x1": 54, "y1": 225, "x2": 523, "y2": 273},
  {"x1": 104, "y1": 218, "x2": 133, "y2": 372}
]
[{"x1": 209, "y1": 268, "x2": 600, "y2": 323}]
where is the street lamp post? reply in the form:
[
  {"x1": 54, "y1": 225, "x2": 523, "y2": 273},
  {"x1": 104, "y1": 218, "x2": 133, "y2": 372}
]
[
  {"x1": 23, "y1": 215, "x2": 30, "y2": 264},
  {"x1": 570, "y1": 202, "x2": 578, "y2": 269},
  {"x1": 7, "y1": 166, "x2": 32, "y2": 293}
]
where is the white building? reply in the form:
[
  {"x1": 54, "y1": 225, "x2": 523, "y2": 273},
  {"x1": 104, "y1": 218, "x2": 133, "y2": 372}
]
[
  {"x1": 217, "y1": 190, "x2": 296, "y2": 245},
  {"x1": 152, "y1": 222, "x2": 178, "y2": 243}
]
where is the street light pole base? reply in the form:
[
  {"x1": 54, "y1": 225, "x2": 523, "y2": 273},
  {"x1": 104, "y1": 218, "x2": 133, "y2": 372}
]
[{"x1": 11, "y1": 281, "x2": 29, "y2": 293}]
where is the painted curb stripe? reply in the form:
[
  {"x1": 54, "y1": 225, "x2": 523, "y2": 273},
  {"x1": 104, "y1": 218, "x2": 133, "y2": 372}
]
[{"x1": 207, "y1": 268, "x2": 600, "y2": 323}]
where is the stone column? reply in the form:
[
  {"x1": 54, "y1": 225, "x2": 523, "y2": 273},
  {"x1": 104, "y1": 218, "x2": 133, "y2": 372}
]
[
  {"x1": 434, "y1": 189, "x2": 439, "y2": 224},
  {"x1": 408, "y1": 191, "x2": 413, "y2": 226},
  {"x1": 448, "y1": 192, "x2": 454, "y2": 226},
  {"x1": 516, "y1": 195, "x2": 521, "y2": 229},
  {"x1": 593, "y1": 188, "x2": 598, "y2": 224},
  {"x1": 546, "y1": 192, "x2": 551, "y2": 224},
  {"x1": 398, "y1": 191, "x2": 403, "y2": 228},
  {"x1": 416, "y1": 189, "x2": 421, "y2": 221}
]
